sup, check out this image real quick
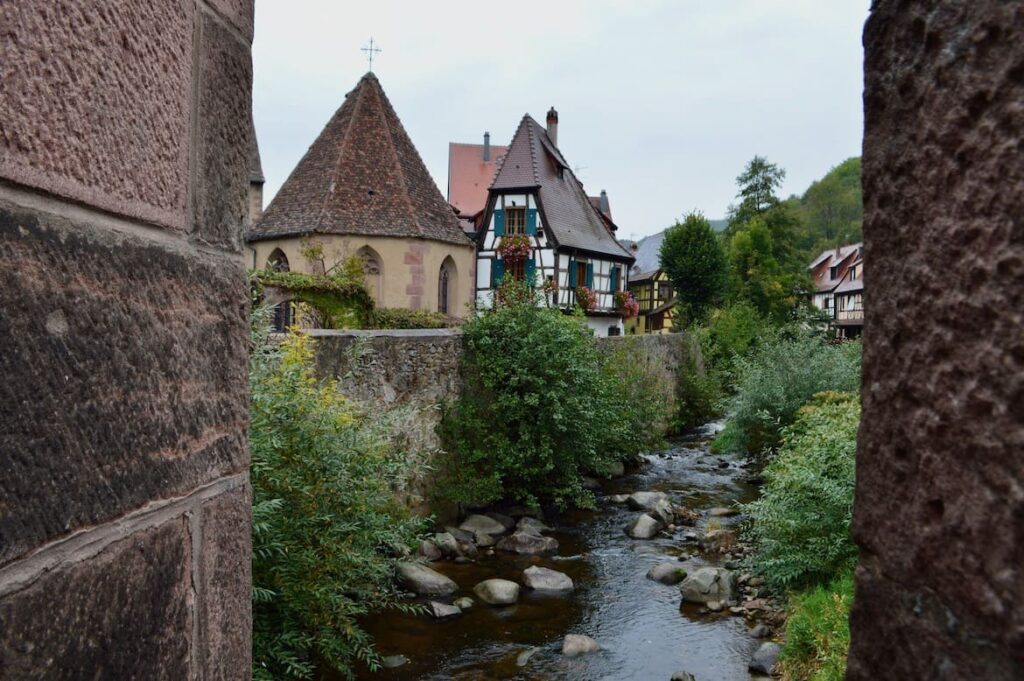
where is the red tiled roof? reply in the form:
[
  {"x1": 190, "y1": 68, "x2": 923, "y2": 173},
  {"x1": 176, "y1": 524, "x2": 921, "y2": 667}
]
[
  {"x1": 248, "y1": 73, "x2": 471, "y2": 246},
  {"x1": 448, "y1": 142, "x2": 508, "y2": 219},
  {"x1": 490, "y1": 115, "x2": 633, "y2": 260}
]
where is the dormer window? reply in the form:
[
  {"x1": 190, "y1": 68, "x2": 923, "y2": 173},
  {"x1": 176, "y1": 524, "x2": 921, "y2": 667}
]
[{"x1": 830, "y1": 265, "x2": 839, "y2": 279}]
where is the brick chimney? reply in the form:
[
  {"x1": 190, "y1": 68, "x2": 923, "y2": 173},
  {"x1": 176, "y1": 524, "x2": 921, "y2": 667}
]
[
  {"x1": 599, "y1": 189, "x2": 610, "y2": 217},
  {"x1": 483, "y1": 131, "x2": 491, "y2": 161},
  {"x1": 546, "y1": 107, "x2": 559, "y2": 146}
]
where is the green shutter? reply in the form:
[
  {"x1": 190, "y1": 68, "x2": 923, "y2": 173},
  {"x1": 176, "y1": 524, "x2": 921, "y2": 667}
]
[
  {"x1": 526, "y1": 208, "x2": 538, "y2": 235},
  {"x1": 568, "y1": 259, "x2": 577, "y2": 288},
  {"x1": 525, "y1": 258, "x2": 536, "y2": 283},
  {"x1": 494, "y1": 209, "x2": 505, "y2": 236},
  {"x1": 491, "y1": 259, "x2": 504, "y2": 287},
  {"x1": 610, "y1": 267, "x2": 619, "y2": 292},
  {"x1": 586, "y1": 263, "x2": 594, "y2": 288}
]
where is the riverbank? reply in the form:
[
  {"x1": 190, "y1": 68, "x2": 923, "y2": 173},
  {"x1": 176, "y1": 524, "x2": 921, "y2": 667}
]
[{"x1": 353, "y1": 423, "x2": 782, "y2": 680}]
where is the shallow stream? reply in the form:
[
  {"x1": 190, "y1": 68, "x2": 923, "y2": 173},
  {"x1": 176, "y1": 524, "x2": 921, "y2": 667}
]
[{"x1": 357, "y1": 423, "x2": 769, "y2": 680}]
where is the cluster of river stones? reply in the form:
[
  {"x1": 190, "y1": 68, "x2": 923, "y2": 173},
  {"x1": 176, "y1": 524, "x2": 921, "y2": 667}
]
[{"x1": 394, "y1": 490, "x2": 783, "y2": 677}]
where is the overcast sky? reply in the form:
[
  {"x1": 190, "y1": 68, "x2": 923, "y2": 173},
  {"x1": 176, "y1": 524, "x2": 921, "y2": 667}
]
[{"x1": 253, "y1": 0, "x2": 870, "y2": 240}]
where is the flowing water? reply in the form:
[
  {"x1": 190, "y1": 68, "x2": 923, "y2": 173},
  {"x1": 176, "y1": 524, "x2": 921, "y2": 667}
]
[{"x1": 358, "y1": 423, "x2": 768, "y2": 680}]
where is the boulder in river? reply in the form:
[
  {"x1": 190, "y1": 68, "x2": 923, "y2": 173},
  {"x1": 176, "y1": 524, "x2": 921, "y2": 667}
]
[
  {"x1": 708, "y1": 506, "x2": 739, "y2": 517},
  {"x1": 497, "y1": 531, "x2": 559, "y2": 555},
  {"x1": 700, "y1": 528, "x2": 737, "y2": 553},
  {"x1": 459, "y1": 513, "x2": 507, "y2": 536},
  {"x1": 561, "y1": 634, "x2": 601, "y2": 656},
  {"x1": 474, "y1": 531, "x2": 496, "y2": 547},
  {"x1": 516, "y1": 646, "x2": 539, "y2": 667},
  {"x1": 485, "y1": 511, "x2": 517, "y2": 531},
  {"x1": 381, "y1": 654, "x2": 407, "y2": 668},
  {"x1": 625, "y1": 513, "x2": 664, "y2": 539},
  {"x1": 750, "y1": 623, "x2": 771, "y2": 638},
  {"x1": 679, "y1": 567, "x2": 736, "y2": 604},
  {"x1": 427, "y1": 601, "x2": 461, "y2": 619},
  {"x1": 445, "y1": 526, "x2": 476, "y2": 543},
  {"x1": 431, "y1": 532, "x2": 460, "y2": 558},
  {"x1": 453, "y1": 596, "x2": 474, "y2": 609},
  {"x1": 648, "y1": 498, "x2": 676, "y2": 525},
  {"x1": 397, "y1": 562, "x2": 458, "y2": 596},
  {"x1": 516, "y1": 516, "x2": 551, "y2": 535},
  {"x1": 671, "y1": 673, "x2": 696, "y2": 681},
  {"x1": 748, "y1": 641, "x2": 781, "y2": 674},
  {"x1": 417, "y1": 539, "x2": 442, "y2": 562},
  {"x1": 473, "y1": 578, "x2": 520, "y2": 605},
  {"x1": 608, "y1": 494, "x2": 630, "y2": 504},
  {"x1": 647, "y1": 562, "x2": 686, "y2": 585},
  {"x1": 522, "y1": 566, "x2": 574, "y2": 592},
  {"x1": 626, "y1": 491, "x2": 669, "y2": 512}
]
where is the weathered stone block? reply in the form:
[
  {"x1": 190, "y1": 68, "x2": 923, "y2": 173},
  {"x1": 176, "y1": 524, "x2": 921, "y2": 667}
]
[
  {"x1": 199, "y1": 485, "x2": 252, "y2": 681},
  {"x1": 205, "y1": 0, "x2": 255, "y2": 41},
  {"x1": 0, "y1": 0, "x2": 194, "y2": 230},
  {"x1": 0, "y1": 519, "x2": 192, "y2": 680},
  {"x1": 0, "y1": 201, "x2": 249, "y2": 566},
  {"x1": 851, "y1": 1, "x2": 1024, "y2": 678},
  {"x1": 191, "y1": 10, "x2": 253, "y2": 251}
]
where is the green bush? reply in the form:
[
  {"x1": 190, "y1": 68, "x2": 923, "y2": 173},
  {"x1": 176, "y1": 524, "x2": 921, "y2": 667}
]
[
  {"x1": 438, "y1": 280, "x2": 657, "y2": 510},
  {"x1": 367, "y1": 307, "x2": 450, "y2": 329},
  {"x1": 250, "y1": 322, "x2": 425, "y2": 680},
  {"x1": 714, "y1": 330, "x2": 861, "y2": 457},
  {"x1": 673, "y1": 333, "x2": 722, "y2": 431},
  {"x1": 779, "y1": 570, "x2": 854, "y2": 681},
  {"x1": 699, "y1": 301, "x2": 768, "y2": 380},
  {"x1": 600, "y1": 338, "x2": 676, "y2": 453},
  {"x1": 743, "y1": 392, "x2": 860, "y2": 592}
]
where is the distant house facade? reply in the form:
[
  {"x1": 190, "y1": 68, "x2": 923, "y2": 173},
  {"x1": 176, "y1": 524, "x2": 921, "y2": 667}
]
[
  {"x1": 467, "y1": 108, "x2": 635, "y2": 336},
  {"x1": 246, "y1": 73, "x2": 475, "y2": 326},
  {"x1": 626, "y1": 269, "x2": 675, "y2": 335},
  {"x1": 809, "y1": 243, "x2": 863, "y2": 337}
]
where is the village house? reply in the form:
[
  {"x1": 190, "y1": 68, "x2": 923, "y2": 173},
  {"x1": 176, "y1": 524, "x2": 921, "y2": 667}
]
[
  {"x1": 809, "y1": 242, "x2": 864, "y2": 337},
  {"x1": 626, "y1": 269, "x2": 676, "y2": 334},
  {"x1": 460, "y1": 108, "x2": 635, "y2": 335},
  {"x1": 246, "y1": 72, "x2": 475, "y2": 326}
]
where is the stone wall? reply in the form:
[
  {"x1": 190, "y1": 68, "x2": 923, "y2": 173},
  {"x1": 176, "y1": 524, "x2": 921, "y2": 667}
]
[
  {"x1": 0, "y1": 2, "x2": 253, "y2": 679},
  {"x1": 850, "y1": 2, "x2": 1023, "y2": 679}
]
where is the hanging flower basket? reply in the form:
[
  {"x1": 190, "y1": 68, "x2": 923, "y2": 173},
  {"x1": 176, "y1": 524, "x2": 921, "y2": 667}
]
[
  {"x1": 575, "y1": 286, "x2": 597, "y2": 312},
  {"x1": 498, "y1": 234, "x2": 532, "y2": 262},
  {"x1": 614, "y1": 291, "x2": 640, "y2": 319}
]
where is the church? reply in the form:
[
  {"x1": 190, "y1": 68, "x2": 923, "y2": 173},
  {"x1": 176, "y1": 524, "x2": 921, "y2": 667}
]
[
  {"x1": 246, "y1": 72, "x2": 475, "y2": 318},
  {"x1": 463, "y1": 109, "x2": 636, "y2": 335}
]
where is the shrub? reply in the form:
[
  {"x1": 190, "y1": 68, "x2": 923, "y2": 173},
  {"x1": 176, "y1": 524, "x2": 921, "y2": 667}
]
[
  {"x1": 714, "y1": 330, "x2": 861, "y2": 457},
  {"x1": 367, "y1": 307, "x2": 449, "y2": 329},
  {"x1": 250, "y1": 255, "x2": 373, "y2": 329},
  {"x1": 673, "y1": 333, "x2": 722, "y2": 431},
  {"x1": 743, "y1": 392, "x2": 860, "y2": 592},
  {"x1": 699, "y1": 301, "x2": 768, "y2": 380},
  {"x1": 250, "y1": 320, "x2": 425, "y2": 680},
  {"x1": 600, "y1": 338, "x2": 675, "y2": 454},
  {"x1": 437, "y1": 279, "x2": 653, "y2": 509},
  {"x1": 779, "y1": 570, "x2": 854, "y2": 681}
]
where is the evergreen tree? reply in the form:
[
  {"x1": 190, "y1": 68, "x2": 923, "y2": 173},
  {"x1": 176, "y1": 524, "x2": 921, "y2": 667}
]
[{"x1": 728, "y1": 155, "x2": 786, "y2": 228}]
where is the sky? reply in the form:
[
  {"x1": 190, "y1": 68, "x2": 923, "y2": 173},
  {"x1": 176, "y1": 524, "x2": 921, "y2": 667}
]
[{"x1": 253, "y1": 0, "x2": 870, "y2": 241}]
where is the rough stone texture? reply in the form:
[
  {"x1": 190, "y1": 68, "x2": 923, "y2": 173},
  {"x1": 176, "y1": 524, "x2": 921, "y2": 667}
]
[
  {"x1": 849, "y1": 3, "x2": 1024, "y2": 680},
  {"x1": 205, "y1": 0, "x2": 255, "y2": 41},
  {"x1": 473, "y1": 578, "x2": 521, "y2": 606},
  {"x1": 0, "y1": 202, "x2": 249, "y2": 566},
  {"x1": 199, "y1": 486, "x2": 252, "y2": 681},
  {"x1": 0, "y1": 0, "x2": 194, "y2": 231},
  {"x1": 396, "y1": 562, "x2": 458, "y2": 596},
  {"x1": 191, "y1": 11, "x2": 254, "y2": 250},
  {"x1": 0, "y1": 519, "x2": 192, "y2": 680}
]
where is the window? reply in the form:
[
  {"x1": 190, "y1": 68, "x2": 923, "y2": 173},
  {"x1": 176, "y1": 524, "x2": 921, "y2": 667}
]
[
  {"x1": 267, "y1": 248, "x2": 289, "y2": 272},
  {"x1": 271, "y1": 300, "x2": 293, "y2": 332},
  {"x1": 576, "y1": 261, "x2": 588, "y2": 288},
  {"x1": 438, "y1": 257, "x2": 456, "y2": 314},
  {"x1": 505, "y1": 207, "x2": 526, "y2": 235},
  {"x1": 357, "y1": 246, "x2": 383, "y2": 305},
  {"x1": 508, "y1": 258, "x2": 526, "y2": 281},
  {"x1": 658, "y1": 281, "x2": 672, "y2": 301}
]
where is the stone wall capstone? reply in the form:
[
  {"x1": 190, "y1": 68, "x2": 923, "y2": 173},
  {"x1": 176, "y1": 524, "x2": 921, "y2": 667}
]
[
  {"x1": 0, "y1": 2, "x2": 254, "y2": 678},
  {"x1": 850, "y1": 2, "x2": 1024, "y2": 679}
]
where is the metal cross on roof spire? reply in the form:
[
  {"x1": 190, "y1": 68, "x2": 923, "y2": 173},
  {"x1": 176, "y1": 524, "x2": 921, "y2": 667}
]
[{"x1": 361, "y1": 37, "x2": 381, "y2": 72}]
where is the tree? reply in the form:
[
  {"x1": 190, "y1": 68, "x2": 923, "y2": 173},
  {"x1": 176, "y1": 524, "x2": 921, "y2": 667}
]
[
  {"x1": 797, "y1": 157, "x2": 863, "y2": 255},
  {"x1": 726, "y1": 217, "x2": 791, "y2": 321},
  {"x1": 659, "y1": 211, "x2": 728, "y2": 323},
  {"x1": 728, "y1": 156, "x2": 786, "y2": 228}
]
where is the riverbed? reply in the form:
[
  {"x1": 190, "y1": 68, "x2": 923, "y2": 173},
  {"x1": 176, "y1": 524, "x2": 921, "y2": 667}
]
[{"x1": 358, "y1": 422, "x2": 770, "y2": 680}]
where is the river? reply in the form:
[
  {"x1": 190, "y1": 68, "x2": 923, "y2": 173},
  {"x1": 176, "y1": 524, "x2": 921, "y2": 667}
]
[{"x1": 358, "y1": 422, "x2": 770, "y2": 680}]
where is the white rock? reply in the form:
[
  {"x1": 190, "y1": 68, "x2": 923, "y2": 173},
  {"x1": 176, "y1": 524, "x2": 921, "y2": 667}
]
[
  {"x1": 625, "y1": 513, "x2": 664, "y2": 539},
  {"x1": 397, "y1": 562, "x2": 457, "y2": 596},
  {"x1": 627, "y1": 491, "x2": 669, "y2": 511},
  {"x1": 497, "y1": 531, "x2": 559, "y2": 555},
  {"x1": 427, "y1": 601, "x2": 461, "y2": 618},
  {"x1": 473, "y1": 578, "x2": 520, "y2": 605},
  {"x1": 459, "y1": 513, "x2": 507, "y2": 536},
  {"x1": 522, "y1": 566, "x2": 574, "y2": 592},
  {"x1": 679, "y1": 567, "x2": 736, "y2": 604},
  {"x1": 561, "y1": 634, "x2": 601, "y2": 656}
]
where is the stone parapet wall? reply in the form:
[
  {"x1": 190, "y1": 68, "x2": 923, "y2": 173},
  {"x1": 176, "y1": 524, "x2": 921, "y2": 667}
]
[
  {"x1": 851, "y1": 2, "x2": 1024, "y2": 679},
  {"x1": 0, "y1": 2, "x2": 253, "y2": 678}
]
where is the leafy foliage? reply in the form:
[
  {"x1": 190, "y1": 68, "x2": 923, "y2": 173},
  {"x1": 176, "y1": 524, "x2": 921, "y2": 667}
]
[
  {"x1": 659, "y1": 211, "x2": 728, "y2": 323},
  {"x1": 438, "y1": 279, "x2": 665, "y2": 509},
  {"x1": 698, "y1": 301, "x2": 768, "y2": 380},
  {"x1": 744, "y1": 392, "x2": 860, "y2": 592},
  {"x1": 250, "y1": 255, "x2": 374, "y2": 329},
  {"x1": 250, "y1": 318, "x2": 425, "y2": 680},
  {"x1": 714, "y1": 331, "x2": 861, "y2": 457},
  {"x1": 366, "y1": 307, "x2": 450, "y2": 329},
  {"x1": 796, "y1": 157, "x2": 862, "y2": 257},
  {"x1": 779, "y1": 570, "x2": 854, "y2": 681},
  {"x1": 727, "y1": 155, "x2": 787, "y2": 225},
  {"x1": 672, "y1": 333, "x2": 722, "y2": 431}
]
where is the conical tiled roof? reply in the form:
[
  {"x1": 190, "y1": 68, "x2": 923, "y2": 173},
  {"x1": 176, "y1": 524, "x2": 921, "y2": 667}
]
[
  {"x1": 490, "y1": 115, "x2": 633, "y2": 260},
  {"x1": 248, "y1": 73, "x2": 470, "y2": 245}
]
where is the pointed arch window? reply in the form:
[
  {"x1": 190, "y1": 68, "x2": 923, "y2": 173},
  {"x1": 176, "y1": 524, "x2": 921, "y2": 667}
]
[
  {"x1": 357, "y1": 246, "x2": 383, "y2": 305},
  {"x1": 267, "y1": 248, "x2": 289, "y2": 272},
  {"x1": 438, "y1": 257, "x2": 457, "y2": 315}
]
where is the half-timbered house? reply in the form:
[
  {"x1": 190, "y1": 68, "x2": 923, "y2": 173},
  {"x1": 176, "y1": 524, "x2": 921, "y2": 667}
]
[{"x1": 474, "y1": 108, "x2": 635, "y2": 335}]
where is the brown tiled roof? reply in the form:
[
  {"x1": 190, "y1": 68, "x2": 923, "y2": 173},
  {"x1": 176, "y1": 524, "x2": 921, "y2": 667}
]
[
  {"x1": 249, "y1": 113, "x2": 264, "y2": 184},
  {"x1": 248, "y1": 73, "x2": 471, "y2": 246},
  {"x1": 810, "y1": 243, "x2": 862, "y2": 292},
  {"x1": 448, "y1": 142, "x2": 508, "y2": 218},
  {"x1": 490, "y1": 115, "x2": 633, "y2": 261}
]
